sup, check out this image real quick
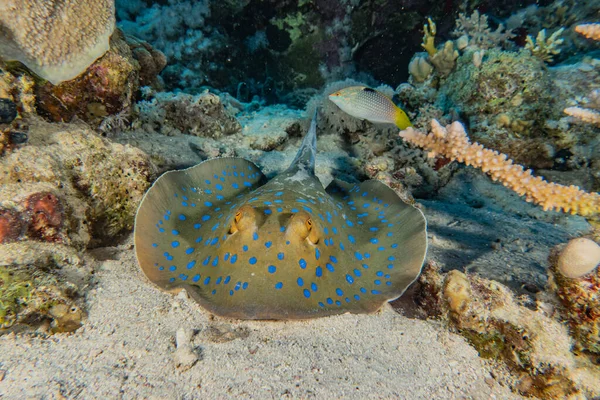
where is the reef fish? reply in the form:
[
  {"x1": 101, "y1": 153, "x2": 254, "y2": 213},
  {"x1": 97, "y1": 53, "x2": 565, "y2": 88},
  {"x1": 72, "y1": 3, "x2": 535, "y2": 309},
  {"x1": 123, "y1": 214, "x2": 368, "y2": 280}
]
[
  {"x1": 134, "y1": 112, "x2": 427, "y2": 319},
  {"x1": 329, "y1": 86, "x2": 413, "y2": 129}
]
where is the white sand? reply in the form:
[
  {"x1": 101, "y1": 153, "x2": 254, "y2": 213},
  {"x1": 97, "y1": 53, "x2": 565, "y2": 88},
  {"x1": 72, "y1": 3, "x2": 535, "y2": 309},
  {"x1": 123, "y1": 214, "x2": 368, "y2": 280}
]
[{"x1": 0, "y1": 236, "x2": 520, "y2": 399}]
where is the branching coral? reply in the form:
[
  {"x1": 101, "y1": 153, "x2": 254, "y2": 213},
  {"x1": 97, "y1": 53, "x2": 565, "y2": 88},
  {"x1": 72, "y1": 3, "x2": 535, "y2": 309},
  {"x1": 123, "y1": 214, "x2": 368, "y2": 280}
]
[
  {"x1": 575, "y1": 23, "x2": 600, "y2": 41},
  {"x1": 525, "y1": 28, "x2": 564, "y2": 63},
  {"x1": 400, "y1": 120, "x2": 600, "y2": 216},
  {"x1": 452, "y1": 10, "x2": 514, "y2": 50},
  {"x1": 0, "y1": 0, "x2": 115, "y2": 84}
]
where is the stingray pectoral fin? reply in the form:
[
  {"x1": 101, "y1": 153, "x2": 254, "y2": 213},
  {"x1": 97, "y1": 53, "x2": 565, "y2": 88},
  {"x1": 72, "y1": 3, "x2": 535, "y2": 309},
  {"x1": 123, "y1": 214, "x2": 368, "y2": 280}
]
[
  {"x1": 134, "y1": 157, "x2": 267, "y2": 290},
  {"x1": 326, "y1": 178, "x2": 427, "y2": 305}
]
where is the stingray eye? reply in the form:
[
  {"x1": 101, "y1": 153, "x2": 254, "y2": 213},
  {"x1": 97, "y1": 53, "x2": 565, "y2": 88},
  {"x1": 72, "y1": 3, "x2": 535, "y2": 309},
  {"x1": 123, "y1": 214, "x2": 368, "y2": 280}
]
[
  {"x1": 305, "y1": 218, "x2": 313, "y2": 230},
  {"x1": 229, "y1": 205, "x2": 258, "y2": 235},
  {"x1": 287, "y1": 212, "x2": 319, "y2": 244}
]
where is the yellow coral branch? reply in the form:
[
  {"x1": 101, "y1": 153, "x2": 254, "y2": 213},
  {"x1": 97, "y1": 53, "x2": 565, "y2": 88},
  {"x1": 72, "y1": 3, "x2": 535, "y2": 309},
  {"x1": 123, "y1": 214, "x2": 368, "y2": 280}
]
[
  {"x1": 564, "y1": 106, "x2": 600, "y2": 127},
  {"x1": 422, "y1": 18, "x2": 437, "y2": 56},
  {"x1": 575, "y1": 23, "x2": 600, "y2": 41},
  {"x1": 400, "y1": 120, "x2": 600, "y2": 216}
]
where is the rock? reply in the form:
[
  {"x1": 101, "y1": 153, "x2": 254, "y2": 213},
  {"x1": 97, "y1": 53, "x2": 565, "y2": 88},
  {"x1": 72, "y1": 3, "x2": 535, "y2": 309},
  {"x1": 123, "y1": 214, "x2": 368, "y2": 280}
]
[
  {"x1": 173, "y1": 328, "x2": 199, "y2": 370},
  {"x1": 0, "y1": 99, "x2": 17, "y2": 124}
]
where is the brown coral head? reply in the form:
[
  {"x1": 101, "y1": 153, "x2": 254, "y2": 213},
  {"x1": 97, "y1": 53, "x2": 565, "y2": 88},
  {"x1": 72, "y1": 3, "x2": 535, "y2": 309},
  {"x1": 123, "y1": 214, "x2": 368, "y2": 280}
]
[
  {"x1": 24, "y1": 192, "x2": 64, "y2": 242},
  {"x1": 0, "y1": 208, "x2": 24, "y2": 244}
]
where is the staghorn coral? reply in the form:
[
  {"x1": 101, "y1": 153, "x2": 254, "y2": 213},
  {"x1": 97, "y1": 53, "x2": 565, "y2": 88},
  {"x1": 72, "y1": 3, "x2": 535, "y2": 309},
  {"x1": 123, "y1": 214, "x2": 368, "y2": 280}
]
[
  {"x1": 452, "y1": 10, "x2": 515, "y2": 50},
  {"x1": 0, "y1": 0, "x2": 115, "y2": 84},
  {"x1": 400, "y1": 120, "x2": 600, "y2": 216},
  {"x1": 525, "y1": 28, "x2": 565, "y2": 63},
  {"x1": 575, "y1": 23, "x2": 600, "y2": 41},
  {"x1": 564, "y1": 106, "x2": 600, "y2": 127}
]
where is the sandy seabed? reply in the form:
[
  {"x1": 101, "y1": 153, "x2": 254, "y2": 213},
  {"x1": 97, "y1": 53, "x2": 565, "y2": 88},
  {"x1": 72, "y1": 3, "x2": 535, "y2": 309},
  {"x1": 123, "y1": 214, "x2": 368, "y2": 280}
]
[{"x1": 0, "y1": 235, "x2": 522, "y2": 399}]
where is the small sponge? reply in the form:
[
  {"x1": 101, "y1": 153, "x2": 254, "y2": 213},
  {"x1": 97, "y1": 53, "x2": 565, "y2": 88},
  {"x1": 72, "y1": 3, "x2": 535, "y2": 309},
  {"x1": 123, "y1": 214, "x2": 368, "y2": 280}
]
[
  {"x1": 0, "y1": 0, "x2": 115, "y2": 84},
  {"x1": 556, "y1": 238, "x2": 600, "y2": 279}
]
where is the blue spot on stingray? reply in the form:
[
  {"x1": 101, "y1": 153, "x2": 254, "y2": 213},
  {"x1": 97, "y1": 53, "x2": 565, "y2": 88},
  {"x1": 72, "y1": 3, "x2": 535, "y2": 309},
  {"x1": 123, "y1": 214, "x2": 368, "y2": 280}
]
[
  {"x1": 211, "y1": 223, "x2": 220, "y2": 231},
  {"x1": 346, "y1": 274, "x2": 355, "y2": 284},
  {"x1": 354, "y1": 251, "x2": 363, "y2": 261},
  {"x1": 277, "y1": 252, "x2": 284, "y2": 260},
  {"x1": 329, "y1": 255, "x2": 338, "y2": 263},
  {"x1": 268, "y1": 265, "x2": 276, "y2": 274},
  {"x1": 340, "y1": 242, "x2": 345, "y2": 250},
  {"x1": 242, "y1": 245, "x2": 248, "y2": 252},
  {"x1": 216, "y1": 277, "x2": 222, "y2": 284},
  {"x1": 192, "y1": 275, "x2": 200, "y2": 282},
  {"x1": 363, "y1": 203, "x2": 370, "y2": 208},
  {"x1": 362, "y1": 263, "x2": 370, "y2": 269},
  {"x1": 216, "y1": 195, "x2": 224, "y2": 200},
  {"x1": 159, "y1": 227, "x2": 165, "y2": 233},
  {"x1": 194, "y1": 223, "x2": 201, "y2": 229},
  {"x1": 291, "y1": 208, "x2": 298, "y2": 213},
  {"x1": 195, "y1": 236, "x2": 203, "y2": 243},
  {"x1": 235, "y1": 282, "x2": 241, "y2": 291},
  {"x1": 229, "y1": 290, "x2": 234, "y2": 296},
  {"x1": 224, "y1": 276, "x2": 231, "y2": 284},
  {"x1": 364, "y1": 253, "x2": 371, "y2": 259},
  {"x1": 249, "y1": 257, "x2": 257, "y2": 265},
  {"x1": 274, "y1": 199, "x2": 283, "y2": 204},
  {"x1": 242, "y1": 282, "x2": 248, "y2": 290},
  {"x1": 210, "y1": 237, "x2": 219, "y2": 245},
  {"x1": 232, "y1": 183, "x2": 239, "y2": 189},
  {"x1": 326, "y1": 298, "x2": 333, "y2": 305},
  {"x1": 277, "y1": 207, "x2": 283, "y2": 213},
  {"x1": 303, "y1": 289, "x2": 311, "y2": 298},
  {"x1": 348, "y1": 235, "x2": 356, "y2": 244},
  {"x1": 391, "y1": 243, "x2": 398, "y2": 248},
  {"x1": 230, "y1": 254, "x2": 238, "y2": 264},
  {"x1": 318, "y1": 302, "x2": 325, "y2": 307},
  {"x1": 172, "y1": 230, "x2": 179, "y2": 235},
  {"x1": 376, "y1": 271, "x2": 384, "y2": 277},
  {"x1": 353, "y1": 269, "x2": 362, "y2": 277},
  {"x1": 336, "y1": 288, "x2": 343, "y2": 296},
  {"x1": 362, "y1": 192, "x2": 368, "y2": 197},
  {"x1": 374, "y1": 279, "x2": 381, "y2": 285},
  {"x1": 203, "y1": 277, "x2": 211, "y2": 285},
  {"x1": 244, "y1": 181, "x2": 252, "y2": 187},
  {"x1": 315, "y1": 266, "x2": 323, "y2": 277},
  {"x1": 169, "y1": 266, "x2": 177, "y2": 272},
  {"x1": 354, "y1": 294, "x2": 360, "y2": 300},
  {"x1": 299, "y1": 258, "x2": 307, "y2": 269},
  {"x1": 311, "y1": 282, "x2": 317, "y2": 291},
  {"x1": 388, "y1": 256, "x2": 396, "y2": 261},
  {"x1": 212, "y1": 257, "x2": 219, "y2": 266},
  {"x1": 387, "y1": 232, "x2": 393, "y2": 237},
  {"x1": 223, "y1": 253, "x2": 230, "y2": 261},
  {"x1": 205, "y1": 189, "x2": 212, "y2": 194},
  {"x1": 387, "y1": 264, "x2": 394, "y2": 269},
  {"x1": 275, "y1": 282, "x2": 283, "y2": 289},
  {"x1": 202, "y1": 256, "x2": 211, "y2": 266},
  {"x1": 181, "y1": 202, "x2": 188, "y2": 207},
  {"x1": 332, "y1": 227, "x2": 338, "y2": 234},
  {"x1": 360, "y1": 287, "x2": 367, "y2": 293},
  {"x1": 297, "y1": 277, "x2": 304, "y2": 287},
  {"x1": 152, "y1": 243, "x2": 158, "y2": 248},
  {"x1": 335, "y1": 300, "x2": 342, "y2": 306},
  {"x1": 326, "y1": 263, "x2": 334, "y2": 272},
  {"x1": 315, "y1": 248, "x2": 321, "y2": 260},
  {"x1": 370, "y1": 238, "x2": 379, "y2": 244},
  {"x1": 215, "y1": 184, "x2": 223, "y2": 190},
  {"x1": 178, "y1": 214, "x2": 187, "y2": 221},
  {"x1": 252, "y1": 232, "x2": 259, "y2": 241},
  {"x1": 169, "y1": 278, "x2": 175, "y2": 283},
  {"x1": 204, "y1": 201, "x2": 213, "y2": 207},
  {"x1": 171, "y1": 241, "x2": 180, "y2": 248},
  {"x1": 187, "y1": 260, "x2": 196, "y2": 269},
  {"x1": 275, "y1": 191, "x2": 283, "y2": 196},
  {"x1": 202, "y1": 215, "x2": 211, "y2": 221},
  {"x1": 302, "y1": 206, "x2": 313, "y2": 213},
  {"x1": 265, "y1": 241, "x2": 272, "y2": 248},
  {"x1": 377, "y1": 246, "x2": 385, "y2": 251},
  {"x1": 371, "y1": 290, "x2": 382, "y2": 295}
]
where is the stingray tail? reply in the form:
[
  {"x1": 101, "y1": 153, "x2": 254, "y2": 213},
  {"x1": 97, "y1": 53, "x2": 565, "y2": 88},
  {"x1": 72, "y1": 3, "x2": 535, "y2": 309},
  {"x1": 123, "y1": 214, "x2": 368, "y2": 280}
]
[{"x1": 286, "y1": 109, "x2": 317, "y2": 175}]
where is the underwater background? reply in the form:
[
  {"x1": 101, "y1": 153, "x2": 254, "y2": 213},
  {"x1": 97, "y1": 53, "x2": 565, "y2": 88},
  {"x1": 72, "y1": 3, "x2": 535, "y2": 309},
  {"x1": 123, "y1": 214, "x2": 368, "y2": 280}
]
[{"x1": 0, "y1": 0, "x2": 599, "y2": 398}]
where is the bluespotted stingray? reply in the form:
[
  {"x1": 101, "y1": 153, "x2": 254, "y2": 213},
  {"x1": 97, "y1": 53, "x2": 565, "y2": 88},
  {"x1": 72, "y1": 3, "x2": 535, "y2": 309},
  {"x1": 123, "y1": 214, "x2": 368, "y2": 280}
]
[{"x1": 134, "y1": 112, "x2": 427, "y2": 319}]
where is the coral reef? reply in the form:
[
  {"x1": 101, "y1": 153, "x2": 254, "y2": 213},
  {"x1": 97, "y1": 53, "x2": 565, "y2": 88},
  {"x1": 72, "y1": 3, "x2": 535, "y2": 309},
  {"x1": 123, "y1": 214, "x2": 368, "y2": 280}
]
[
  {"x1": 0, "y1": 242, "x2": 85, "y2": 333},
  {"x1": 0, "y1": 0, "x2": 115, "y2": 84},
  {"x1": 549, "y1": 239, "x2": 600, "y2": 354},
  {"x1": 133, "y1": 89, "x2": 241, "y2": 138},
  {"x1": 400, "y1": 120, "x2": 600, "y2": 216},
  {"x1": 415, "y1": 262, "x2": 600, "y2": 398}
]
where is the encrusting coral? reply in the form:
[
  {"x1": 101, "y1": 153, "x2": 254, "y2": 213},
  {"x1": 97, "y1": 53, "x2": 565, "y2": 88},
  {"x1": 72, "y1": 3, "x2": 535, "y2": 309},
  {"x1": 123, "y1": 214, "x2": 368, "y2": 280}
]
[
  {"x1": 575, "y1": 23, "x2": 600, "y2": 41},
  {"x1": 400, "y1": 120, "x2": 600, "y2": 216},
  {"x1": 0, "y1": 0, "x2": 115, "y2": 84}
]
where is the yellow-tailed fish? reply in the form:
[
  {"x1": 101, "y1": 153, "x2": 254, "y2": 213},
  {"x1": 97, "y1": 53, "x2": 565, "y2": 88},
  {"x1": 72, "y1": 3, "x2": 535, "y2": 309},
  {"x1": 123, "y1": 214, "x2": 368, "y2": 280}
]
[{"x1": 328, "y1": 86, "x2": 413, "y2": 129}]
